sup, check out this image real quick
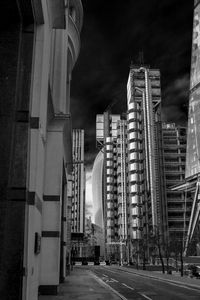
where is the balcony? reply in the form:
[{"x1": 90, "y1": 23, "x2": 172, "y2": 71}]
[
  {"x1": 167, "y1": 198, "x2": 185, "y2": 202},
  {"x1": 164, "y1": 169, "x2": 185, "y2": 174},
  {"x1": 168, "y1": 216, "x2": 190, "y2": 221},
  {"x1": 168, "y1": 207, "x2": 184, "y2": 212}
]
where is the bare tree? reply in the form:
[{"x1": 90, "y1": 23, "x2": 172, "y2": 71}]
[{"x1": 150, "y1": 226, "x2": 165, "y2": 274}]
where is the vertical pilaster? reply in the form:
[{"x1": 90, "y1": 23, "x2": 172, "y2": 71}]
[{"x1": 39, "y1": 118, "x2": 64, "y2": 295}]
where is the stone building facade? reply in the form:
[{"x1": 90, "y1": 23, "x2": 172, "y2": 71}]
[{"x1": 0, "y1": 1, "x2": 83, "y2": 299}]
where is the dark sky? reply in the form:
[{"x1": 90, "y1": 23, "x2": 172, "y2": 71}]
[{"x1": 71, "y1": 0, "x2": 194, "y2": 169}]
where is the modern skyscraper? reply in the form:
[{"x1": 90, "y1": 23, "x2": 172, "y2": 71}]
[
  {"x1": 127, "y1": 65, "x2": 167, "y2": 259},
  {"x1": 92, "y1": 65, "x2": 167, "y2": 262},
  {"x1": 71, "y1": 129, "x2": 85, "y2": 234},
  {"x1": 162, "y1": 123, "x2": 192, "y2": 241},
  {"x1": 173, "y1": 0, "x2": 200, "y2": 256},
  {"x1": 186, "y1": 0, "x2": 200, "y2": 179}
]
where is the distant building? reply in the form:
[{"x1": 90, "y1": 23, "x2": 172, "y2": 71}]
[
  {"x1": 93, "y1": 65, "x2": 167, "y2": 262},
  {"x1": 71, "y1": 129, "x2": 85, "y2": 234},
  {"x1": 85, "y1": 217, "x2": 105, "y2": 258},
  {"x1": 92, "y1": 150, "x2": 104, "y2": 228},
  {"x1": 127, "y1": 66, "x2": 166, "y2": 245}
]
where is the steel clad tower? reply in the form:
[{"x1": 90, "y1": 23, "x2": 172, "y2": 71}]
[
  {"x1": 93, "y1": 65, "x2": 166, "y2": 262},
  {"x1": 127, "y1": 66, "x2": 167, "y2": 257}
]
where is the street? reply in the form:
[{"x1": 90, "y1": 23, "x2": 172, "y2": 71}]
[{"x1": 87, "y1": 266, "x2": 200, "y2": 300}]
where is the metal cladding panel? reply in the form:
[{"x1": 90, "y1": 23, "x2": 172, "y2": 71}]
[
  {"x1": 96, "y1": 114, "x2": 104, "y2": 140},
  {"x1": 186, "y1": 1, "x2": 200, "y2": 178},
  {"x1": 191, "y1": 3, "x2": 200, "y2": 89},
  {"x1": 186, "y1": 87, "x2": 200, "y2": 177}
]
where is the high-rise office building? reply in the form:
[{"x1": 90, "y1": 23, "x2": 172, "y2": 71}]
[
  {"x1": 173, "y1": 0, "x2": 200, "y2": 256},
  {"x1": 127, "y1": 66, "x2": 167, "y2": 258},
  {"x1": 71, "y1": 129, "x2": 85, "y2": 234},
  {"x1": 162, "y1": 123, "x2": 192, "y2": 241},
  {"x1": 92, "y1": 65, "x2": 167, "y2": 262}
]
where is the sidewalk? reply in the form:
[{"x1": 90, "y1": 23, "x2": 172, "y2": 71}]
[
  {"x1": 38, "y1": 267, "x2": 121, "y2": 300},
  {"x1": 112, "y1": 265, "x2": 200, "y2": 290}
]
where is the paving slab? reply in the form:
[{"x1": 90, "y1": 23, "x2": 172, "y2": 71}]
[{"x1": 39, "y1": 267, "x2": 121, "y2": 300}]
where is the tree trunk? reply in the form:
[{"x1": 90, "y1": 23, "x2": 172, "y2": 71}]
[
  {"x1": 166, "y1": 257, "x2": 169, "y2": 274},
  {"x1": 180, "y1": 251, "x2": 184, "y2": 277},
  {"x1": 143, "y1": 251, "x2": 146, "y2": 270},
  {"x1": 158, "y1": 244, "x2": 165, "y2": 274}
]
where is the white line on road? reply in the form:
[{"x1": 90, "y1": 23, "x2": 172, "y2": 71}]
[
  {"x1": 111, "y1": 278, "x2": 119, "y2": 282},
  {"x1": 122, "y1": 283, "x2": 134, "y2": 290},
  {"x1": 102, "y1": 274, "x2": 108, "y2": 277},
  {"x1": 91, "y1": 273, "x2": 128, "y2": 300},
  {"x1": 139, "y1": 293, "x2": 152, "y2": 300}
]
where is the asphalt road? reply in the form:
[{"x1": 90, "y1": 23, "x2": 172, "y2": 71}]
[{"x1": 88, "y1": 266, "x2": 200, "y2": 300}]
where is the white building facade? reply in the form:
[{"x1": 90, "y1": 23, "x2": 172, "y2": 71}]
[{"x1": 23, "y1": 1, "x2": 83, "y2": 299}]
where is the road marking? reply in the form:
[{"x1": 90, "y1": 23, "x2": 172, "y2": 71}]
[
  {"x1": 105, "y1": 278, "x2": 118, "y2": 283},
  {"x1": 91, "y1": 273, "x2": 128, "y2": 300},
  {"x1": 139, "y1": 293, "x2": 152, "y2": 300},
  {"x1": 106, "y1": 279, "x2": 114, "y2": 283},
  {"x1": 102, "y1": 274, "x2": 108, "y2": 277},
  {"x1": 111, "y1": 278, "x2": 119, "y2": 282},
  {"x1": 122, "y1": 283, "x2": 134, "y2": 290}
]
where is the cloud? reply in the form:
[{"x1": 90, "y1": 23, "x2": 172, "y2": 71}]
[
  {"x1": 162, "y1": 74, "x2": 190, "y2": 124},
  {"x1": 71, "y1": 0, "x2": 193, "y2": 168}
]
